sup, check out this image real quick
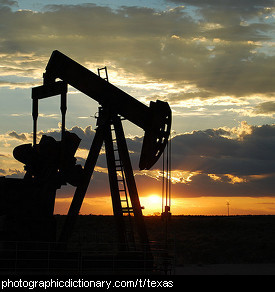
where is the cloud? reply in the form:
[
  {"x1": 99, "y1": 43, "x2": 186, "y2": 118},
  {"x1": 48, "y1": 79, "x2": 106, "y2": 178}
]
[
  {"x1": 147, "y1": 121, "x2": 275, "y2": 198},
  {"x1": 0, "y1": 2, "x2": 273, "y2": 100},
  {"x1": 4, "y1": 168, "x2": 24, "y2": 178},
  {"x1": 46, "y1": 125, "x2": 143, "y2": 169},
  {"x1": 2, "y1": 121, "x2": 275, "y2": 198},
  {"x1": 75, "y1": 122, "x2": 275, "y2": 198},
  {"x1": 6, "y1": 121, "x2": 275, "y2": 176},
  {"x1": 0, "y1": 0, "x2": 18, "y2": 7},
  {"x1": 171, "y1": 123, "x2": 275, "y2": 176},
  {"x1": 8, "y1": 130, "x2": 27, "y2": 141},
  {"x1": 0, "y1": 0, "x2": 274, "y2": 200},
  {"x1": 166, "y1": 0, "x2": 274, "y2": 18},
  {"x1": 254, "y1": 101, "x2": 275, "y2": 115},
  {"x1": 4, "y1": 125, "x2": 143, "y2": 170},
  {"x1": 170, "y1": 172, "x2": 275, "y2": 198}
]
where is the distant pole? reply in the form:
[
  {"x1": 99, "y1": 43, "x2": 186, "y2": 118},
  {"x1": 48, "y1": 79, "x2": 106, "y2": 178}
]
[{"x1": 226, "y1": 201, "x2": 230, "y2": 216}]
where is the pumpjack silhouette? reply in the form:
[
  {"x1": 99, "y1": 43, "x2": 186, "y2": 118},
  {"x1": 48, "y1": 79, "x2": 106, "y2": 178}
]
[{"x1": 0, "y1": 51, "x2": 172, "y2": 272}]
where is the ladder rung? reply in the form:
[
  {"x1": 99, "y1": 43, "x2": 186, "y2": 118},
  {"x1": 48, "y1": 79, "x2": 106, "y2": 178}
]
[
  {"x1": 122, "y1": 206, "x2": 133, "y2": 210},
  {"x1": 122, "y1": 208, "x2": 134, "y2": 213},
  {"x1": 119, "y1": 189, "x2": 126, "y2": 192}
]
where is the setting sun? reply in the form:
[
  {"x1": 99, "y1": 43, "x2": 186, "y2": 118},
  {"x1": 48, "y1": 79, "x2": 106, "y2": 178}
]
[
  {"x1": 148, "y1": 195, "x2": 162, "y2": 205},
  {"x1": 139, "y1": 195, "x2": 162, "y2": 215}
]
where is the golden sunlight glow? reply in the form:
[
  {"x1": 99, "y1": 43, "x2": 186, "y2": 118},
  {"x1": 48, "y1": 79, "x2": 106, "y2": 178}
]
[
  {"x1": 140, "y1": 195, "x2": 162, "y2": 216},
  {"x1": 54, "y1": 196, "x2": 275, "y2": 216},
  {"x1": 148, "y1": 194, "x2": 162, "y2": 205}
]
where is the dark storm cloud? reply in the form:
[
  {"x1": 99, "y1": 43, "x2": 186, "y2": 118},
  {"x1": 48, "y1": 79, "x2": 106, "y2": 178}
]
[
  {"x1": 171, "y1": 172, "x2": 275, "y2": 198},
  {"x1": 5, "y1": 122, "x2": 275, "y2": 197},
  {"x1": 7, "y1": 122, "x2": 275, "y2": 176},
  {"x1": 171, "y1": 124, "x2": 275, "y2": 175}
]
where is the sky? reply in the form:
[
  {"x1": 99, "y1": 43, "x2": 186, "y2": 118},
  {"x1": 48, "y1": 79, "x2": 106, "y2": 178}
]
[{"x1": 0, "y1": 0, "x2": 275, "y2": 216}]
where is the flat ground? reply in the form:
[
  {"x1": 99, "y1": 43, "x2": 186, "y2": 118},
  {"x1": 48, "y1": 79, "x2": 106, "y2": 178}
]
[
  {"x1": 56, "y1": 215, "x2": 275, "y2": 275},
  {"x1": 175, "y1": 263, "x2": 275, "y2": 275}
]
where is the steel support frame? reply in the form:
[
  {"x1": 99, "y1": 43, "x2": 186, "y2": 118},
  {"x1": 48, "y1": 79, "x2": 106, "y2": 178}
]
[{"x1": 58, "y1": 108, "x2": 151, "y2": 254}]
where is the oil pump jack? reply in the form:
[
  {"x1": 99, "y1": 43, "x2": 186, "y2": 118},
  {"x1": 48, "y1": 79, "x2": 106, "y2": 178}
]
[{"x1": 0, "y1": 50, "x2": 171, "y2": 270}]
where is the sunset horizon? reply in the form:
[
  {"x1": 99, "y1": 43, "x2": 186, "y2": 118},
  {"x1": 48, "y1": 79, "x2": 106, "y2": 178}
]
[
  {"x1": 53, "y1": 195, "x2": 275, "y2": 216},
  {"x1": 1, "y1": 0, "x2": 275, "y2": 218}
]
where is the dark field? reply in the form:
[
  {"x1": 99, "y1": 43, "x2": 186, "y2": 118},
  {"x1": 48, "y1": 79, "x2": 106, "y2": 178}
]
[{"x1": 56, "y1": 215, "x2": 275, "y2": 266}]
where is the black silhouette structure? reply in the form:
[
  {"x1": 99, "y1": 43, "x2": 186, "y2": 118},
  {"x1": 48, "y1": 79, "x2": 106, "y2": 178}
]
[{"x1": 0, "y1": 51, "x2": 171, "y2": 272}]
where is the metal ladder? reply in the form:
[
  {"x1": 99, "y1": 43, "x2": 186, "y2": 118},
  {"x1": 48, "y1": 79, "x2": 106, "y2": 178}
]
[
  {"x1": 98, "y1": 67, "x2": 136, "y2": 251},
  {"x1": 111, "y1": 124, "x2": 136, "y2": 250},
  {"x1": 111, "y1": 126, "x2": 132, "y2": 215}
]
